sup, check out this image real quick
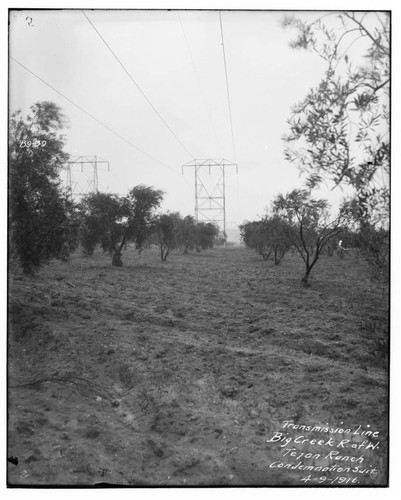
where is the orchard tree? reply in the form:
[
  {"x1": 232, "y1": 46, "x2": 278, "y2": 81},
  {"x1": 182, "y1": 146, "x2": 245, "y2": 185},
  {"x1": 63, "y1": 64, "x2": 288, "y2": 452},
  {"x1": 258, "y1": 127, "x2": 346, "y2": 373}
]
[
  {"x1": 240, "y1": 220, "x2": 271, "y2": 260},
  {"x1": 240, "y1": 216, "x2": 294, "y2": 264},
  {"x1": 264, "y1": 215, "x2": 295, "y2": 264},
  {"x1": 283, "y1": 12, "x2": 389, "y2": 225},
  {"x1": 339, "y1": 196, "x2": 389, "y2": 278},
  {"x1": 80, "y1": 185, "x2": 163, "y2": 266},
  {"x1": 9, "y1": 101, "x2": 79, "y2": 274},
  {"x1": 79, "y1": 193, "x2": 123, "y2": 260},
  {"x1": 238, "y1": 220, "x2": 255, "y2": 249},
  {"x1": 273, "y1": 189, "x2": 344, "y2": 286},
  {"x1": 177, "y1": 215, "x2": 198, "y2": 253},
  {"x1": 153, "y1": 212, "x2": 181, "y2": 261},
  {"x1": 78, "y1": 211, "x2": 102, "y2": 256},
  {"x1": 195, "y1": 222, "x2": 220, "y2": 251}
]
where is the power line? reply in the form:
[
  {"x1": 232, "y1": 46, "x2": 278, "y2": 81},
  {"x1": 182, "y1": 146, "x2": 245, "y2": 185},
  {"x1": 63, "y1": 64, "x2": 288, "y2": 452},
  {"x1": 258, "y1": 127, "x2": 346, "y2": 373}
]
[
  {"x1": 81, "y1": 10, "x2": 194, "y2": 159},
  {"x1": 10, "y1": 56, "x2": 180, "y2": 175},
  {"x1": 177, "y1": 12, "x2": 219, "y2": 149},
  {"x1": 218, "y1": 11, "x2": 237, "y2": 163}
]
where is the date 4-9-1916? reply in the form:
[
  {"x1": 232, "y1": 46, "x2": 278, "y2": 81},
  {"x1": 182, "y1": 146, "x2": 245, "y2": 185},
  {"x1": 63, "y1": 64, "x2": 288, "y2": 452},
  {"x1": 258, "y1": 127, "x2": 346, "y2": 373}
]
[{"x1": 301, "y1": 475, "x2": 359, "y2": 485}]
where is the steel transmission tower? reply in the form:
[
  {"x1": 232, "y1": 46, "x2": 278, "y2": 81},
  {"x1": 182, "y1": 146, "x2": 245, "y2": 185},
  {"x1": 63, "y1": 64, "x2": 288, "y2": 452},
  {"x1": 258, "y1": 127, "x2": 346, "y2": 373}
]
[
  {"x1": 63, "y1": 156, "x2": 110, "y2": 200},
  {"x1": 182, "y1": 158, "x2": 238, "y2": 241}
]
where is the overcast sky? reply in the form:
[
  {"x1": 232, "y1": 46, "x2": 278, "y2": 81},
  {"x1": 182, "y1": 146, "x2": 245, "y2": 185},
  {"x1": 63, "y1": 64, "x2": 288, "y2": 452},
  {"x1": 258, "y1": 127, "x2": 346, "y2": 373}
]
[{"x1": 9, "y1": 8, "x2": 384, "y2": 239}]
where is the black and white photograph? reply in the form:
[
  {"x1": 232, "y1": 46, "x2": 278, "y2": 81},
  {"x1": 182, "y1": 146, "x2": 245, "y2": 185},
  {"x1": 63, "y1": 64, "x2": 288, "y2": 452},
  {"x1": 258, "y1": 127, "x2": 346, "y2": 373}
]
[{"x1": 6, "y1": 1, "x2": 393, "y2": 490}]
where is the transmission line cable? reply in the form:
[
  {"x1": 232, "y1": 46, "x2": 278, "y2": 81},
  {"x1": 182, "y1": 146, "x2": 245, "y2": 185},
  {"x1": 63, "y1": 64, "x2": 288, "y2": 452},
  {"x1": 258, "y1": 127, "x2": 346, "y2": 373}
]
[
  {"x1": 81, "y1": 10, "x2": 194, "y2": 159},
  {"x1": 10, "y1": 56, "x2": 180, "y2": 175},
  {"x1": 177, "y1": 12, "x2": 219, "y2": 149},
  {"x1": 218, "y1": 11, "x2": 237, "y2": 163}
]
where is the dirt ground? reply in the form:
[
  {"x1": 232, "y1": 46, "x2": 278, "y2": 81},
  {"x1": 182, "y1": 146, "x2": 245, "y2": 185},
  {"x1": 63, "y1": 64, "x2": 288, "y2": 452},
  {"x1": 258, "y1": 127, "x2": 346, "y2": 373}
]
[{"x1": 7, "y1": 245, "x2": 389, "y2": 486}]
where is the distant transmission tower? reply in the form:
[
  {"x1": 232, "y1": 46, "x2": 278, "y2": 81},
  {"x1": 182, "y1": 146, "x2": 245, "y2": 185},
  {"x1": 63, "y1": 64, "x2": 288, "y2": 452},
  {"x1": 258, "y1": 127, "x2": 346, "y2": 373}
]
[
  {"x1": 182, "y1": 158, "x2": 238, "y2": 242},
  {"x1": 63, "y1": 156, "x2": 110, "y2": 200}
]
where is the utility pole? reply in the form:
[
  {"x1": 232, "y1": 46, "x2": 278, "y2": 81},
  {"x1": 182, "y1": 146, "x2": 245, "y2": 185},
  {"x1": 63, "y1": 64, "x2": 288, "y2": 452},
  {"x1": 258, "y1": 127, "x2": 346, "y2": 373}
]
[
  {"x1": 63, "y1": 156, "x2": 110, "y2": 200},
  {"x1": 182, "y1": 158, "x2": 237, "y2": 246}
]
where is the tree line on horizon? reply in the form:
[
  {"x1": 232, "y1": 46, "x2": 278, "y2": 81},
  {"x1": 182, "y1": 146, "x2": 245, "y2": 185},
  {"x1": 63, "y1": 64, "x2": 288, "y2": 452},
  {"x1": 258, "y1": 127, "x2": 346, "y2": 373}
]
[{"x1": 79, "y1": 188, "x2": 222, "y2": 266}]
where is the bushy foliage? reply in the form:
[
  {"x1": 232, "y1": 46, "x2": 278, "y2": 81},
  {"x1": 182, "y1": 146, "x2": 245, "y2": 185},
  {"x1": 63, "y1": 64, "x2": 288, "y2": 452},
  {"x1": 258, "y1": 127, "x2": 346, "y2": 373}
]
[
  {"x1": 337, "y1": 197, "x2": 389, "y2": 279},
  {"x1": 153, "y1": 212, "x2": 182, "y2": 261},
  {"x1": 240, "y1": 216, "x2": 294, "y2": 264},
  {"x1": 177, "y1": 215, "x2": 198, "y2": 253},
  {"x1": 195, "y1": 222, "x2": 220, "y2": 251},
  {"x1": 357, "y1": 226, "x2": 389, "y2": 280},
  {"x1": 151, "y1": 215, "x2": 221, "y2": 259},
  {"x1": 240, "y1": 220, "x2": 270, "y2": 260},
  {"x1": 80, "y1": 186, "x2": 163, "y2": 266},
  {"x1": 78, "y1": 212, "x2": 102, "y2": 256},
  {"x1": 9, "y1": 101, "x2": 79, "y2": 273}
]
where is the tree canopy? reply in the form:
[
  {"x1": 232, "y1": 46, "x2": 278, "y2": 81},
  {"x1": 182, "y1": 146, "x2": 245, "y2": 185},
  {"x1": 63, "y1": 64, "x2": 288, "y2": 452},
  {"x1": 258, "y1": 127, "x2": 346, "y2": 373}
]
[
  {"x1": 153, "y1": 212, "x2": 182, "y2": 261},
  {"x1": 80, "y1": 185, "x2": 163, "y2": 266},
  {"x1": 272, "y1": 189, "x2": 344, "y2": 286},
  {"x1": 240, "y1": 216, "x2": 294, "y2": 264},
  {"x1": 9, "y1": 101, "x2": 79, "y2": 273},
  {"x1": 283, "y1": 12, "x2": 389, "y2": 225},
  {"x1": 177, "y1": 215, "x2": 198, "y2": 254},
  {"x1": 195, "y1": 222, "x2": 220, "y2": 251}
]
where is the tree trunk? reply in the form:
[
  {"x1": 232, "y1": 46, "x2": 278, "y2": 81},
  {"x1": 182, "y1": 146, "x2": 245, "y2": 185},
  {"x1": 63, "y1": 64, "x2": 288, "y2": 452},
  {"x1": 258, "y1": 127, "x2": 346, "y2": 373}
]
[
  {"x1": 301, "y1": 269, "x2": 311, "y2": 287},
  {"x1": 112, "y1": 251, "x2": 123, "y2": 267},
  {"x1": 163, "y1": 249, "x2": 171, "y2": 261},
  {"x1": 274, "y1": 249, "x2": 284, "y2": 264}
]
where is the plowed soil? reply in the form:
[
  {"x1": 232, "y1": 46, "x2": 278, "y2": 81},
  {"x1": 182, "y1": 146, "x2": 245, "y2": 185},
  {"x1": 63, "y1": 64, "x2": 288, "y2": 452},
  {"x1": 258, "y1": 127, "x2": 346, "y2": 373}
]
[{"x1": 7, "y1": 246, "x2": 389, "y2": 486}]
